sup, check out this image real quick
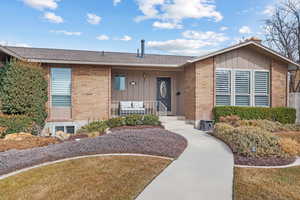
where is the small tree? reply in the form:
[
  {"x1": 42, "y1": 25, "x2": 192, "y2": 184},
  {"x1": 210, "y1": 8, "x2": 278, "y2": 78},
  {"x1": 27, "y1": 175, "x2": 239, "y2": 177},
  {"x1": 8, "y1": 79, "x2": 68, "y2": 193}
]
[
  {"x1": 0, "y1": 59, "x2": 48, "y2": 132},
  {"x1": 264, "y1": 0, "x2": 300, "y2": 92}
]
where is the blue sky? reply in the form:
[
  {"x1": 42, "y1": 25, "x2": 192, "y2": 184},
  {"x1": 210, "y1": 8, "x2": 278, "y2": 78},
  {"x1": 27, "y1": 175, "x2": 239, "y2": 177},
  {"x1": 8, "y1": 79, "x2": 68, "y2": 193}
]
[{"x1": 0, "y1": 0, "x2": 277, "y2": 55}]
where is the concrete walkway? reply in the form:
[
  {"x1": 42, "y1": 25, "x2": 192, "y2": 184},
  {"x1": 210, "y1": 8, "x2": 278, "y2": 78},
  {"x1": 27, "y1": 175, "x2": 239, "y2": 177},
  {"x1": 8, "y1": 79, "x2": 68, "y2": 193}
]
[{"x1": 136, "y1": 117, "x2": 234, "y2": 200}]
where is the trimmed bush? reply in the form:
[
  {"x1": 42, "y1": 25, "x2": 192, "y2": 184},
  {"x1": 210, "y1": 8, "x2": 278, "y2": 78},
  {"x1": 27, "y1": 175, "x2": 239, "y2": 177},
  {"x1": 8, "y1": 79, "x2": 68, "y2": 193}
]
[
  {"x1": 76, "y1": 114, "x2": 162, "y2": 135},
  {"x1": 142, "y1": 115, "x2": 161, "y2": 126},
  {"x1": 214, "y1": 123, "x2": 287, "y2": 158},
  {"x1": 239, "y1": 120, "x2": 283, "y2": 133},
  {"x1": 279, "y1": 138, "x2": 300, "y2": 157},
  {"x1": 106, "y1": 117, "x2": 126, "y2": 128},
  {"x1": 125, "y1": 115, "x2": 144, "y2": 126},
  {"x1": 76, "y1": 121, "x2": 109, "y2": 135},
  {"x1": 0, "y1": 115, "x2": 36, "y2": 138},
  {"x1": 0, "y1": 59, "x2": 48, "y2": 131},
  {"x1": 213, "y1": 106, "x2": 296, "y2": 124}
]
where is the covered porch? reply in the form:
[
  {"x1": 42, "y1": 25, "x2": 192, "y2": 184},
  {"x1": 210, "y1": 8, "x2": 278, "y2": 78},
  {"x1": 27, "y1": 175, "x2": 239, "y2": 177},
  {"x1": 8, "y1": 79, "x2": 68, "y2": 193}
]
[{"x1": 111, "y1": 66, "x2": 185, "y2": 117}]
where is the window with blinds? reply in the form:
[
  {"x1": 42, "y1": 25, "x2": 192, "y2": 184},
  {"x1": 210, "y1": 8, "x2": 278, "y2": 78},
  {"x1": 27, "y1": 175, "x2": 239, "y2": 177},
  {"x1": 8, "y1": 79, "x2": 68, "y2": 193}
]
[
  {"x1": 215, "y1": 69, "x2": 270, "y2": 107},
  {"x1": 255, "y1": 71, "x2": 269, "y2": 106},
  {"x1": 51, "y1": 68, "x2": 72, "y2": 107},
  {"x1": 114, "y1": 75, "x2": 126, "y2": 91},
  {"x1": 235, "y1": 71, "x2": 250, "y2": 106},
  {"x1": 216, "y1": 70, "x2": 231, "y2": 106}
]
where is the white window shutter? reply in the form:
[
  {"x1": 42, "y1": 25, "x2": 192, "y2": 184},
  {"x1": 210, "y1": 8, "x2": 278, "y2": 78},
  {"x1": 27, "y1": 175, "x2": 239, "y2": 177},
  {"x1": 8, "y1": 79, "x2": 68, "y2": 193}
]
[
  {"x1": 51, "y1": 68, "x2": 72, "y2": 107},
  {"x1": 216, "y1": 70, "x2": 231, "y2": 106},
  {"x1": 235, "y1": 71, "x2": 250, "y2": 106},
  {"x1": 255, "y1": 71, "x2": 269, "y2": 106}
]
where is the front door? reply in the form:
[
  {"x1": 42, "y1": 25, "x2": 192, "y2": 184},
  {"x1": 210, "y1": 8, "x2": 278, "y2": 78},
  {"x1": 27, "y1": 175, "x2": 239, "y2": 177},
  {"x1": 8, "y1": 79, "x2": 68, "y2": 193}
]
[{"x1": 157, "y1": 77, "x2": 171, "y2": 112}]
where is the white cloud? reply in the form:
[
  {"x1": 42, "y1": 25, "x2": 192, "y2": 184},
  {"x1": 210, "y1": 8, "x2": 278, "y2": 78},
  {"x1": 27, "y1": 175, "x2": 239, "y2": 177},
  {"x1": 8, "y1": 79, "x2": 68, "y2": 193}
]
[
  {"x1": 148, "y1": 30, "x2": 229, "y2": 55},
  {"x1": 0, "y1": 40, "x2": 31, "y2": 47},
  {"x1": 239, "y1": 26, "x2": 252, "y2": 34},
  {"x1": 43, "y1": 12, "x2": 64, "y2": 23},
  {"x1": 113, "y1": 0, "x2": 122, "y2": 6},
  {"x1": 220, "y1": 26, "x2": 228, "y2": 31},
  {"x1": 262, "y1": 5, "x2": 275, "y2": 16},
  {"x1": 50, "y1": 30, "x2": 81, "y2": 36},
  {"x1": 182, "y1": 30, "x2": 229, "y2": 42},
  {"x1": 152, "y1": 21, "x2": 183, "y2": 29},
  {"x1": 23, "y1": 0, "x2": 59, "y2": 10},
  {"x1": 135, "y1": 0, "x2": 223, "y2": 23},
  {"x1": 96, "y1": 34, "x2": 110, "y2": 40},
  {"x1": 120, "y1": 35, "x2": 132, "y2": 41},
  {"x1": 87, "y1": 13, "x2": 101, "y2": 25}
]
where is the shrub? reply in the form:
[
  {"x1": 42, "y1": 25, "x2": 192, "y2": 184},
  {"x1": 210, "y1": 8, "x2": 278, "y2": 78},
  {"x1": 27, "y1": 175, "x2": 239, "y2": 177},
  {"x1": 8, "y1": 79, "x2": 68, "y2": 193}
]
[
  {"x1": 125, "y1": 115, "x2": 144, "y2": 126},
  {"x1": 0, "y1": 59, "x2": 48, "y2": 131},
  {"x1": 214, "y1": 123, "x2": 287, "y2": 158},
  {"x1": 106, "y1": 117, "x2": 126, "y2": 128},
  {"x1": 279, "y1": 138, "x2": 300, "y2": 157},
  {"x1": 77, "y1": 121, "x2": 109, "y2": 135},
  {"x1": 239, "y1": 120, "x2": 283, "y2": 132},
  {"x1": 219, "y1": 115, "x2": 241, "y2": 127},
  {"x1": 142, "y1": 115, "x2": 161, "y2": 126},
  {"x1": 213, "y1": 106, "x2": 296, "y2": 124},
  {"x1": 0, "y1": 115, "x2": 36, "y2": 137}
]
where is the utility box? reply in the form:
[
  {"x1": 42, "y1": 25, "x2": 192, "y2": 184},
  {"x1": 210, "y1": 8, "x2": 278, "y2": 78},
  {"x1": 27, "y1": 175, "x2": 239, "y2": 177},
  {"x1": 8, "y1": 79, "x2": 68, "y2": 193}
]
[{"x1": 199, "y1": 120, "x2": 214, "y2": 131}]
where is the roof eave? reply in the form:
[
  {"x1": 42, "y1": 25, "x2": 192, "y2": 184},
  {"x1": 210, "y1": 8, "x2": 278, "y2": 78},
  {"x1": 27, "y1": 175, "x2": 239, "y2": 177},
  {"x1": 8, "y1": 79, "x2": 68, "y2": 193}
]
[
  {"x1": 27, "y1": 58, "x2": 180, "y2": 67},
  {"x1": 189, "y1": 41, "x2": 300, "y2": 68}
]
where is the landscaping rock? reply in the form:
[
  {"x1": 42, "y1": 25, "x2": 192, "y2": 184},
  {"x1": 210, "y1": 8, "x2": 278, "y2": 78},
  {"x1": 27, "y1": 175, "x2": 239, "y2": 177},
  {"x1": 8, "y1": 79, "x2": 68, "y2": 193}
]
[
  {"x1": 55, "y1": 131, "x2": 71, "y2": 140},
  {"x1": 0, "y1": 128, "x2": 187, "y2": 175},
  {"x1": 4, "y1": 133, "x2": 33, "y2": 141}
]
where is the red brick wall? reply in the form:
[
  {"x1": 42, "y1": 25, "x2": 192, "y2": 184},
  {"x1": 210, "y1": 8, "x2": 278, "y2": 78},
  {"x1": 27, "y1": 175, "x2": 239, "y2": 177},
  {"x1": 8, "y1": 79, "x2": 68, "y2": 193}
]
[
  {"x1": 45, "y1": 64, "x2": 111, "y2": 122},
  {"x1": 271, "y1": 59, "x2": 288, "y2": 107},
  {"x1": 184, "y1": 64, "x2": 196, "y2": 120},
  {"x1": 195, "y1": 58, "x2": 214, "y2": 121}
]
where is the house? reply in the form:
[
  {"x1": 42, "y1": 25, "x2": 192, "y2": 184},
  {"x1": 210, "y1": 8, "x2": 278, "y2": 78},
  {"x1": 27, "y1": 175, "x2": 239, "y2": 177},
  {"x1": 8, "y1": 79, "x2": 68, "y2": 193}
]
[{"x1": 0, "y1": 38, "x2": 299, "y2": 134}]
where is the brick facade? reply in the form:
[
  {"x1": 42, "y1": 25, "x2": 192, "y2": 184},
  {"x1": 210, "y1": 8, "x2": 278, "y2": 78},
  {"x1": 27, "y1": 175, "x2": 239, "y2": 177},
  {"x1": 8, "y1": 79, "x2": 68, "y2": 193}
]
[
  {"x1": 271, "y1": 59, "x2": 288, "y2": 107},
  {"x1": 184, "y1": 63, "x2": 195, "y2": 121},
  {"x1": 46, "y1": 64, "x2": 111, "y2": 122},
  {"x1": 195, "y1": 58, "x2": 214, "y2": 124}
]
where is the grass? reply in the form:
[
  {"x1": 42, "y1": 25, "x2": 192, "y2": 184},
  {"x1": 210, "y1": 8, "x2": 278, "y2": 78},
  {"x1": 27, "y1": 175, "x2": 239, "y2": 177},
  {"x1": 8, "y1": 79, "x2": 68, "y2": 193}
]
[
  {"x1": 0, "y1": 156, "x2": 171, "y2": 200},
  {"x1": 234, "y1": 166, "x2": 300, "y2": 200}
]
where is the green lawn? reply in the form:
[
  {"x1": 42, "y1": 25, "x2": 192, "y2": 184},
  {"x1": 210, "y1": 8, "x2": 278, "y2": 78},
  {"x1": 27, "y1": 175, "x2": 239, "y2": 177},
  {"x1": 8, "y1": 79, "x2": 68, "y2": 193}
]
[
  {"x1": 234, "y1": 166, "x2": 300, "y2": 200},
  {"x1": 0, "y1": 156, "x2": 171, "y2": 200}
]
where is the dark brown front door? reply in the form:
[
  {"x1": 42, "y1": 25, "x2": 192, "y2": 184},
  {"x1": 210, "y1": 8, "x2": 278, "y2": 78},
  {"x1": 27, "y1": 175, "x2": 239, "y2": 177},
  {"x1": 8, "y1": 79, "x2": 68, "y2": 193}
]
[{"x1": 157, "y1": 77, "x2": 171, "y2": 112}]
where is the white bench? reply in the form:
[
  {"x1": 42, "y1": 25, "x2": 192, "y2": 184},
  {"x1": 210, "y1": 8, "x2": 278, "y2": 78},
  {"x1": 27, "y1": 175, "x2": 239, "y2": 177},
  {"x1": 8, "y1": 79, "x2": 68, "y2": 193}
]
[{"x1": 119, "y1": 101, "x2": 146, "y2": 115}]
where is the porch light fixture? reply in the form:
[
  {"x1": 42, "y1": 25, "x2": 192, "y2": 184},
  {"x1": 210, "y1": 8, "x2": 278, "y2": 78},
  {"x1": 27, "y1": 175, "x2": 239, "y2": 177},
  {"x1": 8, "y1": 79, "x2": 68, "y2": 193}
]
[{"x1": 130, "y1": 81, "x2": 136, "y2": 86}]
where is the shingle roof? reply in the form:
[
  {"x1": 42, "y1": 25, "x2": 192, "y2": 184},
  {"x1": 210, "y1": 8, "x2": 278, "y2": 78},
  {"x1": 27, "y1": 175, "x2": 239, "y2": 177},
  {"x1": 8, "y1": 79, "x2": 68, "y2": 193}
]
[{"x1": 0, "y1": 46, "x2": 195, "y2": 67}]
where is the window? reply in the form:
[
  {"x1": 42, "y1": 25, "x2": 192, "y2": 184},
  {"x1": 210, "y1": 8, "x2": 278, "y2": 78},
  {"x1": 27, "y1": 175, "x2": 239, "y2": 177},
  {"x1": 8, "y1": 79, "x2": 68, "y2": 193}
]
[
  {"x1": 51, "y1": 68, "x2": 71, "y2": 107},
  {"x1": 215, "y1": 69, "x2": 270, "y2": 107},
  {"x1": 55, "y1": 126, "x2": 64, "y2": 133},
  {"x1": 54, "y1": 125, "x2": 75, "y2": 134},
  {"x1": 255, "y1": 71, "x2": 269, "y2": 106},
  {"x1": 235, "y1": 71, "x2": 250, "y2": 106},
  {"x1": 216, "y1": 70, "x2": 231, "y2": 106},
  {"x1": 114, "y1": 75, "x2": 126, "y2": 91}
]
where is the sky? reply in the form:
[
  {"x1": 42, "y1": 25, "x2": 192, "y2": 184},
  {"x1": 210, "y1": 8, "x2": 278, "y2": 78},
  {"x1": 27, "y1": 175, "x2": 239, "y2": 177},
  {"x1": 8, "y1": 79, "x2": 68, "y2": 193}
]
[{"x1": 0, "y1": 0, "x2": 278, "y2": 56}]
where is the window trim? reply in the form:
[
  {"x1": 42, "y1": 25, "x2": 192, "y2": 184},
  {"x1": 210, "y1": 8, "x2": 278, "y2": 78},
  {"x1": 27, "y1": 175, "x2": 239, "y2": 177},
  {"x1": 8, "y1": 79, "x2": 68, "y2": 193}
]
[
  {"x1": 215, "y1": 68, "x2": 270, "y2": 107},
  {"x1": 114, "y1": 74, "x2": 127, "y2": 91}
]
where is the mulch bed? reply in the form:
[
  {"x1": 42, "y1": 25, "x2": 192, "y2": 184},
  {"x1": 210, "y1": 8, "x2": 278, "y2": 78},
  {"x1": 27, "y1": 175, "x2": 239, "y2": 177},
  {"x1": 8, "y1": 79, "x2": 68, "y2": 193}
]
[
  {"x1": 0, "y1": 128, "x2": 187, "y2": 176},
  {"x1": 209, "y1": 132, "x2": 296, "y2": 166},
  {"x1": 234, "y1": 155, "x2": 296, "y2": 166}
]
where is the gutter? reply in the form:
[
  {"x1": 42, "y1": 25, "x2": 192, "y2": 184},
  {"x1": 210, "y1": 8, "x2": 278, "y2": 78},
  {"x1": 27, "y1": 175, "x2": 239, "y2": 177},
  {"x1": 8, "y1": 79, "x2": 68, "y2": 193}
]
[{"x1": 27, "y1": 58, "x2": 181, "y2": 68}]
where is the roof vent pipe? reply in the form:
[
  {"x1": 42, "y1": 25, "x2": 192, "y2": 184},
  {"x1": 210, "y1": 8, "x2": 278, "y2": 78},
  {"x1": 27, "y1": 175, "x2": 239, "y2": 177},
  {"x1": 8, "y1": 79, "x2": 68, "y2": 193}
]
[{"x1": 141, "y1": 39, "x2": 145, "y2": 58}]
